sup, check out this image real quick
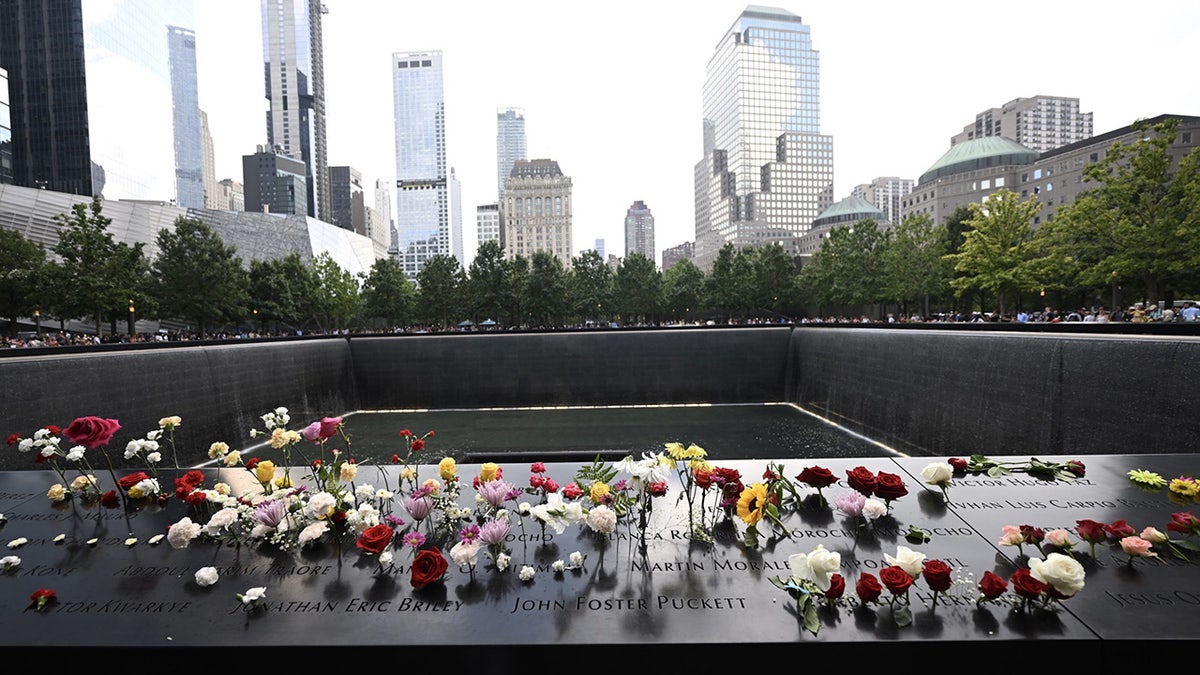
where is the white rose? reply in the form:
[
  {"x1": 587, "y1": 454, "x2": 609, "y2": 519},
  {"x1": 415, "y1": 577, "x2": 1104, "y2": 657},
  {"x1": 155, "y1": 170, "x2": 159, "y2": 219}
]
[
  {"x1": 884, "y1": 545, "x2": 927, "y2": 578},
  {"x1": 921, "y1": 462, "x2": 953, "y2": 486},
  {"x1": 1029, "y1": 552, "x2": 1086, "y2": 597},
  {"x1": 789, "y1": 544, "x2": 841, "y2": 591},
  {"x1": 194, "y1": 566, "x2": 219, "y2": 587}
]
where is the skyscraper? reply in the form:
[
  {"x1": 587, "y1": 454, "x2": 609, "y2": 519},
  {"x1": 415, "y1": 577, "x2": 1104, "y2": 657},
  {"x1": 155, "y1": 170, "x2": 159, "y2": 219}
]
[
  {"x1": 851, "y1": 177, "x2": 914, "y2": 228},
  {"x1": 168, "y1": 25, "x2": 203, "y2": 209},
  {"x1": 624, "y1": 200, "x2": 655, "y2": 263},
  {"x1": 328, "y1": 165, "x2": 364, "y2": 234},
  {"x1": 200, "y1": 110, "x2": 219, "y2": 209},
  {"x1": 693, "y1": 6, "x2": 833, "y2": 271},
  {"x1": 262, "y1": 0, "x2": 329, "y2": 222},
  {"x1": 0, "y1": 0, "x2": 196, "y2": 199},
  {"x1": 502, "y1": 159, "x2": 572, "y2": 267},
  {"x1": 0, "y1": 66, "x2": 11, "y2": 185},
  {"x1": 243, "y1": 145, "x2": 307, "y2": 215},
  {"x1": 496, "y1": 107, "x2": 527, "y2": 201},
  {"x1": 393, "y1": 49, "x2": 454, "y2": 282},
  {"x1": 951, "y1": 96, "x2": 1093, "y2": 153}
]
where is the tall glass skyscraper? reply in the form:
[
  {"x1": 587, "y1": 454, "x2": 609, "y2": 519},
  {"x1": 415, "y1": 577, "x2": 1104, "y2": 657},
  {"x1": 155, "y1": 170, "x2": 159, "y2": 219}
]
[
  {"x1": 393, "y1": 49, "x2": 455, "y2": 282},
  {"x1": 693, "y1": 6, "x2": 834, "y2": 270},
  {"x1": 168, "y1": 25, "x2": 203, "y2": 209},
  {"x1": 0, "y1": 0, "x2": 196, "y2": 200},
  {"x1": 0, "y1": 66, "x2": 11, "y2": 185},
  {"x1": 496, "y1": 107, "x2": 527, "y2": 201},
  {"x1": 262, "y1": 0, "x2": 329, "y2": 222}
]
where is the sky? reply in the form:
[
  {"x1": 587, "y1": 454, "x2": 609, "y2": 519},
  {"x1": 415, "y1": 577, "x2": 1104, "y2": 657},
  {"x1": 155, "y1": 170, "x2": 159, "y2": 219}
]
[{"x1": 193, "y1": 0, "x2": 1200, "y2": 268}]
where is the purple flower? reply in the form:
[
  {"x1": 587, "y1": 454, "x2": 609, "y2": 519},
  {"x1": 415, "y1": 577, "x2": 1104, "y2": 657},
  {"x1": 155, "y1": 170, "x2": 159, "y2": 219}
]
[
  {"x1": 384, "y1": 514, "x2": 406, "y2": 528},
  {"x1": 253, "y1": 499, "x2": 288, "y2": 527},
  {"x1": 402, "y1": 531, "x2": 426, "y2": 549},
  {"x1": 300, "y1": 421, "x2": 322, "y2": 443},
  {"x1": 477, "y1": 479, "x2": 516, "y2": 507},
  {"x1": 478, "y1": 519, "x2": 510, "y2": 546},
  {"x1": 459, "y1": 524, "x2": 481, "y2": 544},
  {"x1": 835, "y1": 491, "x2": 866, "y2": 518},
  {"x1": 404, "y1": 494, "x2": 432, "y2": 521}
]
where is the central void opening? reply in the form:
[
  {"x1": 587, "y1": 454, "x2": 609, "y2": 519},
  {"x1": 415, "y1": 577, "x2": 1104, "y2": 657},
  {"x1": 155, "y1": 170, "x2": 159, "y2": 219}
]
[{"x1": 257, "y1": 403, "x2": 903, "y2": 466}]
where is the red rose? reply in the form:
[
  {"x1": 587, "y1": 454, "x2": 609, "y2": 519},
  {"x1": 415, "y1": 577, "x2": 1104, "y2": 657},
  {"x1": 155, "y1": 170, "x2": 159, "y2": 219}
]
[
  {"x1": 948, "y1": 457, "x2": 968, "y2": 472},
  {"x1": 874, "y1": 472, "x2": 908, "y2": 502},
  {"x1": 318, "y1": 416, "x2": 342, "y2": 439},
  {"x1": 542, "y1": 478, "x2": 559, "y2": 493},
  {"x1": 1066, "y1": 460, "x2": 1086, "y2": 477},
  {"x1": 63, "y1": 416, "x2": 121, "y2": 449},
  {"x1": 797, "y1": 466, "x2": 836, "y2": 489},
  {"x1": 1010, "y1": 568, "x2": 1047, "y2": 599},
  {"x1": 1168, "y1": 512, "x2": 1200, "y2": 535},
  {"x1": 529, "y1": 475, "x2": 544, "y2": 489},
  {"x1": 846, "y1": 466, "x2": 877, "y2": 497},
  {"x1": 1019, "y1": 525, "x2": 1045, "y2": 545},
  {"x1": 693, "y1": 466, "x2": 713, "y2": 490},
  {"x1": 561, "y1": 482, "x2": 582, "y2": 499},
  {"x1": 879, "y1": 566, "x2": 914, "y2": 595},
  {"x1": 825, "y1": 573, "x2": 846, "y2": 599},
  {"x1": 118, "y1": 471, "x2": 149, "y2": 491},
  {"x1": 411, "y1": 547, "x2": 449, "y2": 588},
  {"x1": 100, "y1": 490, "x2": 120, "y2": 507},
  {"x1": 1104, "y1": 519, "x2": 1136, "y2": 539},
  {"x1": 1075, "y1": 519, "x2": 1107, "y2": 543},
  {"x1": 855, "y1": 572, "x2": 882, "y2": 603},
  {"x1": 978, "y1": 570, "x2": 1008, "y2": 599},
  {"x1": 530, "y1": 462, "x2": 546, "y2": 474},
  {"x1": 356, "y1": 523, "x2": 394, "y2": 555},
  {"x1": 922, "y1": 559, "x2": 953, "y2": 592},
  {"x1": 647, "y1": 481, "x2": 668, "y2": 497}
]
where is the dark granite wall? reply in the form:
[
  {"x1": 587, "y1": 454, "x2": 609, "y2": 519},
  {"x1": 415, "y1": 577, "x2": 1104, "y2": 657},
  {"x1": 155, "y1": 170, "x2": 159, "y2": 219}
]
[
  {"x1": 789, "y1": 328, "x2": 1200, "y2": 457},
  {"x1": 0, "y1": 339, "x2": 358, "y2": 470},
  {"x1": 349, "y1": 327, "x2": 793, "y2": 409}
]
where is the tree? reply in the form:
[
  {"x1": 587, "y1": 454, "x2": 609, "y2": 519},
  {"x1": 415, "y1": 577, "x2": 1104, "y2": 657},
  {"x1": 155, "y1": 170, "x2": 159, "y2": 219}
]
[
  {"x1": 945, "y1": 188, "x2": 1042, "y2": 315},
  {"x1": 662, "y1": 258, "x2": 706, "y2": 322},
  {"x1": 614, "y1": 252, "x2": 662, "y2": 324},
  {"x1": 705, "y1": 243, "x2": 743, "y2": 320},
  {"x1": 503, "y1": 255, "x2": 530, "y2": 327},
  {"x1": 360, "y1": 257, "x2": 415, "y2": 329},
  {"x1": 568, "y1": 249, "x2": 614, "y2": 324},
  {"x1": 751, "y1": 243, "x2": 798, "y2": 320},
  {"x1": 524, "y1": 251, "x2": 569, "y2": 327},
  {"x1": 248, "y1": 253, "x2": 320, "y2": 334},
  {"x1": 151, "y1": 217, "x2": 247, "y2": 337},
  {"x1": 52, "y1": 196, "x2": 145, "y2": 336},
  {"x1": 311, "y1": 252, "x2": 361, "y2": 332},
  {"x1": 464, "y1": 240, "x2": 509, "y2": 324},
  {"x1": 0, "y1": 228, "x2": 49, "y2": 335},
  {"x1": 800, "y1": 220, "x2": 889, "y2": 318},
  {"x1": 416, "y1": 254, "x2": 464, "y2": 329},
  {"x1": 882, "y1": 213, "x2": 951, "y2": 318}
]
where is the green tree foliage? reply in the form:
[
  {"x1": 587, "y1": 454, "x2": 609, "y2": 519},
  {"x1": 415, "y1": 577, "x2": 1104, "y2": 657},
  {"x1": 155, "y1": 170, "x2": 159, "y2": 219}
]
[
  {"x1": 248, "y1": 253, "x2": 319, "y2": 333},
  {"x1": 662, "y1": 258, "x2": 706, "y2": 321},
  {"x1": 311, "y1": 252, "x2": 361, "y2": 331},
  {"x1": 1035, "y1": 118, "x2": 1200, "y2": 306},
  {"x1": 882, "y1": 213, "x2": 950, "y2": 318},
  {"x1": 464, "y1": 240, "x2": 509, "y2": 323},
  {"x1": 416, "y1": 254, "x2": 464, "y2": 329},
  {"x1": 360, "y1": 257, "x2": 414, "y2": 329},
  {"x1": 614, "y1": 251, "x2": 662, "y2": 324},
  {"x1": 799, "y1": 220, "x2": 889, "y2": 316},
  {"x1": 52, "y1": 196, "x2": 147, "y2": 335},
  {"x1": 751, "y1": 243, "x2": 798, "y2": 318},
  {"x1": 705, "y1": 243, "x2": 744, "y2": 319},
  {"x1": 946, "y1": 188, "x2": 1042, "y2": 315},
  {"x1": 150, "y1": 217, "x2": 247, "y2": 337},
  {"x1": 524, "y1": 251, "x2": 569, "y2": 327},
  {"x1": 568, "y1": 249, "x2": 614, "y2": 324},
  {"x1": 0, "y1": 228, "x2": 49, "y2": 335},
  {"x1": 503, "y1": 255, "x2": 530, "y2": 327}
]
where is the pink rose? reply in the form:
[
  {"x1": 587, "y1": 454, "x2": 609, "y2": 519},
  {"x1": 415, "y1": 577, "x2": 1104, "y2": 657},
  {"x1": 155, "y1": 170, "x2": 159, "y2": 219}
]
[
  {"x1": 301, "y1": 422, "x2": 322, "y2": 443},
  {"x1": 63, "y1": 416, "x2": 121, "y2": 448},
  {"x1": 318, "y1": 417, "x2": 342, "y2": 439},
  {"x1": 1119, "y1": 536, "x2": 1157, "y2": 559}
]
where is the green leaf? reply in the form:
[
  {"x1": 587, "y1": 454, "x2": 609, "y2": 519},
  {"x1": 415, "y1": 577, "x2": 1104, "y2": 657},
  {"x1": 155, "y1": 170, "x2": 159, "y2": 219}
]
[{"x1": 802, "y1": 597, "x2": 820, "y2": 636}]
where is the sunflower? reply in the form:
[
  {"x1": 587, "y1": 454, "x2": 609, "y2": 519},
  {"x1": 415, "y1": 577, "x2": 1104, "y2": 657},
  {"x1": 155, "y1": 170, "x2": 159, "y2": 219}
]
[{"x1": 737, "y1": 483, "x2": 769, "y2": 526}]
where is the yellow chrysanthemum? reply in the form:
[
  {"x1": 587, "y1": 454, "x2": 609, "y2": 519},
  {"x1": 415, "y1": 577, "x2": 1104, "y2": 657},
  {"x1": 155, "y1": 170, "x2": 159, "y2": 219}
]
[
  {"x1": 439, "y1": 457, "x2": 457, "y2": 480},
  {"x1": 480, "y1": 462, "x2": 500, "y2": 482},
  {"x1": 684, "y1": 444, "x2": 707, "y2": 460},
  {"x1": 590, "y1": 482, "x2": 611, "y2": 503},
  {"x1": 737, "y1": 483, "x2": 768, "y2": 526},
  {"x1": 688, "y1": 459, "x2": 712, "y2": 472},
  {"x1": 1128, "y1": 468, "x2": 1167, "y2": 488},
  {"x1": 1169, "y1": 477, "x2": 1200, "y2": 497},
  {"x1": 664, "y1": 442, "x2": 686, "y2": 459}
]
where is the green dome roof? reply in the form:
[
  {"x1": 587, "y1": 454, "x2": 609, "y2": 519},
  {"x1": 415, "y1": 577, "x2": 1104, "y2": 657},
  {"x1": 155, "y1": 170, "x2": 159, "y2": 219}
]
[
  {"x1": 813, "y1": 196, "x2": 885, "y2": 227},
  {"x1": 919, "y1": 136, "x2": 1038, "y2": 184}
]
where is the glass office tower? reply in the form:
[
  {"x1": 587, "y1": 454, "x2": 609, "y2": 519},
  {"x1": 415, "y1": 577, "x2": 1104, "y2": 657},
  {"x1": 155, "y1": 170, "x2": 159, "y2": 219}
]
[
  {"x1": 0, "y1": 66, "x2": 11, "y2": 185},
  {"x1": 168, "y1": 25, "x2": 203, "y2": 208},
  {"x1": 693, "y1": 6, "x2": 833, "y2": 270},
  {"x1": 496, "y1": 107, "x2": 526, "y2": 201},
  {"x1": 393, "y1": 49, "x2": 452, "y2": 283},
  {"x1": 262, "y1": 0, "x2": 329, "y2": 222}
]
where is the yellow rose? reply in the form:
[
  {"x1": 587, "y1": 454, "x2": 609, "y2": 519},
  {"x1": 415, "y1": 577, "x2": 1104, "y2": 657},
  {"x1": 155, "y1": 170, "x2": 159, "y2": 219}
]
[
  {"x1": 223, "y1": 450, "x2": 242, "y2": 467},
  {"x1": 340, "y1": 462, "x2": 358, "y2": 482},
  {"x1": 254, "y1": 460, "x2": 276, "y2": 484},
  {"x1": 480, "y1": 462, "x2": 500, "y2": 482},
  {"x1": 158, "y1": 416, "x2": 182, "y2": 430},
  {"x1": 590, "y1": 482, "x2": 611, "y2": 503},
  {"x1": 46, "y1": 483, "x2": 67, "y2": 502},
  {"x1": 439, "y1": 457, "x2": 457, "y2": 480},
  {"x1": 207, "y1": 442, "x2": 229, "y2": 458}
]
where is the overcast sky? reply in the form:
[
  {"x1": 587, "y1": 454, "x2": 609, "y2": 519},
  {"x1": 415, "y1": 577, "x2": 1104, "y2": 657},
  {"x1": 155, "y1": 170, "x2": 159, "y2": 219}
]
[{"x1": 193, "y1": 0, "x2": 1200, "y2": 267}]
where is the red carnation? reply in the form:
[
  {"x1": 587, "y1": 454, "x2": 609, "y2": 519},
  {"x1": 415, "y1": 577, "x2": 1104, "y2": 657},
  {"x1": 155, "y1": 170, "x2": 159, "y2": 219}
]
[
  {"x1": 647, "y1": 481, "x2": 668, "y2": 497},
  {"x1": 30, "y1": 588, "x2": 57, "y2": 611},
  {"x1": 245, "y1": 457, "x2": 260, "y2": 470},
  {"x1": 561, "y1": 482, "x2": 583, "y2": 499},
  {"x1": 542, "y1": 478, "x2": 559, "y2": 493},
  {"x1": 530, "y1": 462, "x2": 546, "y2": 474},
  {"x1": 118, "y1": 472, "x2": 149, "y2": 491},
  {"x1": 100, "y1": 490, "x2": 120, "y2": 508},
  {"x1": 6, "y1": 433, "x2": 19, "y2": 446}
]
